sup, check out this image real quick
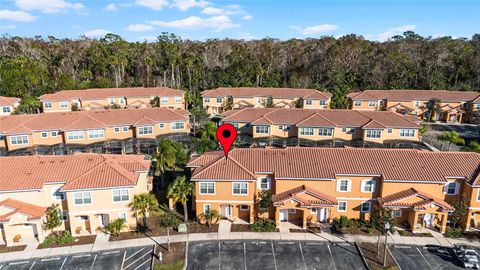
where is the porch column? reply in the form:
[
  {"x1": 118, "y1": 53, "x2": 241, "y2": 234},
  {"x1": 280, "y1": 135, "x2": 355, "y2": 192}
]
[
  {"x1": 440, "y1": 213, "x2": 448, "y2": 233},
  {"x1": 275, "y1": 208, "x2": 280, "y2": 228},
  {"x1": 249, "y1": 206, "x2": 254, "y2": 224},
  {"x1": 464, "y1": 210, "x2": 472, "y2": 231},
  {"x1": 412, "y1": 212, "x2": 419, "y2": 233},
  {"x1": 35, "y1": 221, "x2": 45, "y2": 243},
  {"x1": 302, "y1": 209, "x2": 307, "y2": 230}
]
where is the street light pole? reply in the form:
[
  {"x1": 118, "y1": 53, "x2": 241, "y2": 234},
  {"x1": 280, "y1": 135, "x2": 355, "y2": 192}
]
[{"x1": 383, "y1": 223, "x2": 390, "y2": 267}]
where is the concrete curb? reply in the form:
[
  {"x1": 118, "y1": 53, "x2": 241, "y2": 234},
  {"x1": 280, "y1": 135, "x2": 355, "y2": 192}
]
[{"x1": 387, "y1": 245, "x2": 402, "y2": 270}]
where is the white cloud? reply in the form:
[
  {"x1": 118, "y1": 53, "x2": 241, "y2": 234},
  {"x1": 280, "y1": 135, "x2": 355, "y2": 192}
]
[
  {"x1": 242, "y1": 15, "x2": 252, "y2": 21},
  {"x1": 365, "y1": 25, "x2": 416, "y2": 41},
  {"x1": 201, "y1": 5, "x2": 242, "y2": 15},
  {"x1": 135, "y1": 0, "x2": 169, "y2": 10},
  {"x1": 172, "y1": 0, "x2": 209, "y2": 11},
  {"x1": 148, "y1": 15, "x2": 239, "y2": 32},
  {"x1": 291, "y1": 24, "x2": 338, "y2": 35},
  {"x1": 0, "y1": 24, "x2": 17, "y2": 29},
  {"x1": 105, "y1": 3, "x2": 118, "y2": 11},
  {"x1": 126, "y1": 24, "x2": 155, "y2": 32},
  {"x1": 83, "y1": 29, "x2": 111, "y2": 38},
  {"x1": 0, "y1": 10, "x2": 36, "y2": 22},
  {"x1": 14, "y1": 0, "x2": 85, "y2": 14}
]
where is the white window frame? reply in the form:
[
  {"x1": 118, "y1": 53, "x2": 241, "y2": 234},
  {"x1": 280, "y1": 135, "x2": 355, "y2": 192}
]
[
  {"x1": 232, "y1": 182, "x2": 248, "y2": 196},
  {"x1": 204, "y1": 97, "x2": 210, "y2": 103},
  {"x1": 387, "y1": 128, "x2": 393, "y2": 134},
  {"x1": 366, "y1": 130, "x2": 382, "y2": 139},
  {"x1": 444, "y1": 182, "x2": 459, "y2": 195},
  {"x1": 112, "y1": 189, "x2": 130, "y2": 202},
  {"x1": 175, "y1": 97, "x2": 182, "y2": 103},
  {"x1": 199, "y1": 182, "x2": 215, "y2": 195},
  {"x1": 318, "y1": 128, "x2": 333, "y2": 137},
  {"x1": 476, "y1": 104, "x2": 480, "y2": 110},
  {"x1": 2, "y1": 106, "x2": 11, "y2": 113},
  {"x1": 172, "y1": 122, "x2": 185, "y2": 130},
  {"x1": 216, "y1": 97, "x2": 223, "y2": 103},
  {"x1": 240, "y1": 205, "x2": 249, "y2": 211},
  {"x1": 305, "y1": 99, "x2": 313, "y2": 106},
  {"x1": 258, "y1": 177, "x2": 270, "y2": 190},
  {"x1": 394, "y1": 210, "x2": 402, "y2": 217},
  {"x1": 310, "y1": 208, "x2": 317, "y2": 214},
  {"x1": 161, "y1": 97, "x2": 168, "y2": 104},
  {"x1": 361, "y1": 179, "x2": 376, "y2": 193},
  {"x1": 60, "y1": 101, "x2": 68, "y2": 108},
  {"x1": 203, "y1": 204, "x2": 211, "y2": 214},
  {"x1": 41, "y1": 132, "x2": 48, "y2": 138},
  {"x1": 67, "y1": 131, "x2": 84, "y2": 141},
  {"x1": 337, "y1": 179, "x2": 351, "y2": 192},
  {"x1": 341, "y1": 127, "x2": 355, "y2": 133},
  {"x1": 138, "y1": 126, "x2": 153, "y2": 135},
  {"x1": 354, "y1": 100, "x2": 361, "y2": 107},
  {"x1": 299, "y1": 127, "x2": 314, "y2": 136},
  {"x1": 51, "y1": 131, "x2": 58, "y2": 137},
  {"x1": 477, "y1": 189, "x2": 480, "y2": 202},
  {"x1": 88, "y1": 129, "x2": 105, "y2": 139},
  {"x1": 73, "y1": 192, "x2": 92, "y2": 205},
  {"x1": 414, "y1": 101, "x2": 420, "y2": 107},
  {"x1": 338, "y1": 201, "x2": 347, "y2": 212},
  {"x1": 119, "y1": 98, "x2": 125, "y2": 104},
  {"x1": 400, "y1": 129, "x2": 416, "y2": 137},
  {"x1": 108, "y1": 98, "x2": 115, "y2": 105},
  {"x1": 159, "y1": 123, "x2": 165, "y2": 129},
  {"x1": 122, "y1": 126, "x2": 129, "y2": 132},
  {"x1": 51, "y1": 187, "x2": 65, "y2": 201},
  {"x1": 119, "y1": 212, "x2": 127, "y2": 221},
  {"x1": 360, "y1": 202, "x2": 371, "y2": 213},
  {"x1": 319, "y1": 100, "x2": 326, "y2": 106},
  {"x1": 10, "y1": 135, "x2": 29, "y2": 145},
  {"x1": 44, "y1": 102, "x2": 52, "y2": 109},
  {"x1": 114, "y1": 127, "x2": 120, "y2": 133},
  {"x1": 368, "y1": 101, "x2": 376, "y2": 107},
  {"x1": 255, "y1": 125, "x2": 269, "y2": 134}
]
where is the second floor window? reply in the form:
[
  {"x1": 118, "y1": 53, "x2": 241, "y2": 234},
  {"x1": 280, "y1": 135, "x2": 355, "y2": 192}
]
[
  {"x1": 400, "y1": 129, "x2": 415, "y2": 137},
  {"x1": 113, "y1": 189, "x2": 129, "y2": 202},
  {"x1": 44, "y1": 102, "x2": 52, "y2": 108},
  {"x1": 300, "y1": 127, "x2": 314, "y2": 136},
  {"x1": 204, "y1": 97, "x2": 210, "y2": 103},
  {"x1": 119, "y1": 98, "x2": 125, "y2": 104},
  {"x1": 122, "y1": 126, "x2": 129, "y2": 132},
  {"x1": 74, "y1": 192, "x2": 92, "y2": 205},
  {"x1": 414, "y1": 101, "x2": 420, "y2": 107},
  {"x1": 161, "y1": 97, "x2": 168, "y2": 103},
  {"x1": 319, "y1": 100, "x2": 326, "y2": 106},
  {"x1": 67, "y1": 131, "x2": 84, "y2": 141},
  {"x1": 337, "y1": 179, "x2": 351, "y2": 192},
  {"x1": 175, "y1": 97, "x2": 182, "y2": 103},
  {"x1": 366, "y1": 130, "x2": 381, "y2": 138},
  {"x1": 216, "y1": 97, "x2": 223, "y2": 103},
  {"x1": 60, "y1": 102, "x2": 68, "y2": 108},
  {"x1": 445, "y1": 182, "x2": 458, "y2": 195},
  {"x1": 41, "y1": 132, "x2": 48, "y2": 138},
  {"x1": 88, "y1": 129, "x2": 105, "y2": 139},
  {"x1": 138, "y1": 126, "x2": 153, "y2": 135},
  {"x1": 305, "y1": 100, "x2": 312, "y2": 106},
  {"x1": 172, "y1": 122, "x2": 185, "y2": 130},
  {"x1": 3, "y1": 107, "x2": 11, "y2": 113},
  {"x1": 200, "y1": 182, "x2": 215, "y2": 194},
  {"x1": 51, "y1": 187, "x2": 65, "y2": 200},
  {"x1": 255, "y1": 126, "x2": 269, "y2": 134},
  {"x1": 368, "y1": 101, "x2": 376, "y2": 107},
  {"x1": 10, "y1": 135, "x2": 29, "y2": 145},
  {"x1": 361, "y1": 179, "x2": 376, "y2": 192},
  {"x1": 233, "y1": 182, "x2": 248, "y2": 195},
  {"x1": 259, "y1": 177, "x2": 270, "y2": 190},
  {"x1": 361, "y1": 202, "x2": 371, "y2": 213},
  {"x1": 51, "y1": 131, "x2": 58, "y2": 137},
  {"x1": 354, "y1": 100, "x2": 361, "y2": 107},
  {"x1": 318, "y1": 128, "x2": 333, "y2": 136}
]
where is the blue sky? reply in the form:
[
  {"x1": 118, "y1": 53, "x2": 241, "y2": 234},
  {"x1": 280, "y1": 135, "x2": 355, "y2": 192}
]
[{"x1": 0, "y1": 0, "x2": 479, "y2": 41}]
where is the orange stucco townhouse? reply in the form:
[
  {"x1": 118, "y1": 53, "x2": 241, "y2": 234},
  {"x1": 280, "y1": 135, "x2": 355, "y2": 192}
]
[
  {"x1": 0, "y1": 154, "x2": 152, "y2": 246},
  {"x1": 0, "y1": 96, "x2": 20, "y2": 116},
  {"x1": 187, "y1": 148, "x2": 480, "y2": 234}
]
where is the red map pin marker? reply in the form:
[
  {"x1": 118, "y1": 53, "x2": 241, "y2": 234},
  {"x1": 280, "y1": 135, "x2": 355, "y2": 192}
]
[{"x1": 216, "y1": 123, "x2": 237, "y2": 159}]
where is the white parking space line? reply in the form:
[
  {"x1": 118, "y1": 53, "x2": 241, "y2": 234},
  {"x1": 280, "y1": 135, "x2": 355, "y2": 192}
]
[
  {"x1": 28, "y1": 261, "x2": 36, "y2": 270},
  {"x1": 124, "y1": 251, "x2": 151, "y2": 269},
  {"x1": 41, "y1": 257, "x2": 61, "y2": 261},
  {"x1": 298, "y1": 243, "x2": 307, "y2": 270},
  {"x1": 72, "y1": 254, "x2": 91, "y2": 258},
  {"x1": 59, "y1": 257, "x2": 67, "y2": 270},
  {"x1": 218, "y1": 242, "x2": 221, "y2": 270},
  {"x1": 125, "y1": 248, "x2": 144, "y2": 261},
  {"x1": 9, "y1": 261, "x2": 29, "y2": 265},
  {"x1": 89, "y1": 254, "x2": 97, "y2": 270},
  {"x1": 243, "y1": 242, "x2": 247, "y2": 270},
  {"x1": 327, "y1": 244, "x2": 338, "y2": 270},
  {"x1": 120, "y1": 250, "x2": 127, "y2": 270},
  {"x1": 132, "y1": 259, "x2": 150, "y2": 270},
  {"x1": 0, "y1": 265, "x2": 3, "y2": 269},
  {"x1": 416, "y1": 247, "x2": 432, "y2": 268},
  {"x1": 271, "y1": 242, "x2": 277, "y2": 270},
  {"x1": 102, "y1": 251, "x2": 121, "y2": 255}
]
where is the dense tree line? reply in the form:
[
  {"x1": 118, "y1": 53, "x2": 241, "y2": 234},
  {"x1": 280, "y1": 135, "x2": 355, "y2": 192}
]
[{"x1": 0, "y1": 31, "x2": 479, "y2": 108}]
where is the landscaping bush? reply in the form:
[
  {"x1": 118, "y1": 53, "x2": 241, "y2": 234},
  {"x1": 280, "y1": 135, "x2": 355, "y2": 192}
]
[
  {"x1": 250, "y1": 219, "x2": 276, "y2": 232},
  {"x1": 445, "y1": 227, "x2": 464, "y2": 238},
  {"x1": 105, "y1": 218, "x2": 126, "y2": 236},
  {"x1": 40, "y1": 230, "x2": 74, "y2": 247}
]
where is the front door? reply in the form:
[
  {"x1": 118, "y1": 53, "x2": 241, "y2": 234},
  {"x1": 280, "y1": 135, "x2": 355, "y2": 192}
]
[
  {"x1": 32, "y1": 223, "x2": 38, "y2": 237},
  {"x1": 99, "y1": 214, "x2": 109, "y2": 227},
  {"x1": 221, "y1": 205, "x2": 231, "y2": 219},
  {"x1": 317, "y1": 208, "x2": 327, "y2": 222},
  {"x1": 280, "y1": 210, "x2": 288, "y2": 222}
]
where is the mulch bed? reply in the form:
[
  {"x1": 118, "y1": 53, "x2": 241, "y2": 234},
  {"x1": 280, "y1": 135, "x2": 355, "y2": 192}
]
[
  {"x1": 290, "y1": 227, "x2": 322, "y2": 233},
  {"x1": 357, "y1": 242, "x2": 399, "y2": 270},
  {"x1": 336, "y1": 227, "x2": 381, "y2": 236},
  {"x1": 38, "y1": 234, "x2": 96, "y2": 249},
  {"x1": 231, "y1": 224, "x2": 251, "y2": 232},
  {"x1": 397, "y1": 230, "x2": 433, "y2": 237},
  {"x1": 109, "y1": 216, "x2": 219, "y2": 241},
  {"x1": 0, "y1": 245, "x2": 26, "y2": 253},
  {"x1": 155, "y1": 242, "x2": 186, "y2": 269}
]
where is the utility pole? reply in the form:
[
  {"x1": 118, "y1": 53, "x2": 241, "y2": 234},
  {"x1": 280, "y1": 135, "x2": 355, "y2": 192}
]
[{"x1": 383, "y1": 223, "x2": 390, "y2": 267}]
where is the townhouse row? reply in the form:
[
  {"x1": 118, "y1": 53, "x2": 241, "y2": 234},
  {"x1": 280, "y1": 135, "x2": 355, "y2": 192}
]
[
  {"x1": 0, "y1": 107, "x2": 190, "y2": 155},
  {"x1": 39, "y1": 87, "x2": 185, "y2": 113},
  {"x1": 202, "y1": 87, "x2": 332, "y2": 114},
  {"x1": 0, "y1": 154, "x2": 152, "y2": 246},
  {"x1": 220, "y1": 108, "x2": 421, "y2": 144},
  {"x1": 348, "y1": 90, "x2": 480, "y2": 123},
  {"x1": 0, "y1": 96, "x2": 20, "y2": 116},
  {"x1": 187, "y1": 148, "x2": 480, "y2": 233}
]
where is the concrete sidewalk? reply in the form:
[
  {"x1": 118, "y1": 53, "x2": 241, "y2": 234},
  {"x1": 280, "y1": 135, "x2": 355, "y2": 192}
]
[{"x1": 1, "y1": 229, "x2": 479, "y2": 262}]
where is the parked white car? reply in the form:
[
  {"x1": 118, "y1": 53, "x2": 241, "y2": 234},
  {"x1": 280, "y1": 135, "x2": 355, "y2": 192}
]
[{"x1": 454, "y1": 244, "x2": 480, "y2": 269}]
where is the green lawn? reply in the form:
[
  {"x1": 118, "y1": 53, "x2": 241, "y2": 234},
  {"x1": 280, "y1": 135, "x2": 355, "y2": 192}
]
[{"x1": 154, "y1": 260, "x2": 184, "y2": 270}]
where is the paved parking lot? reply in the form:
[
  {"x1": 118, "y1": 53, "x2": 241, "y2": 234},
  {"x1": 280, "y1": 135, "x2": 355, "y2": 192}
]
[
  {"x1": 389, "y1": 245, "x2": 478, "y2": 270},
  {"x1": 0, "y1": 245, "x2": 153, "y2": 270},
  {"x1": 187, "y1": 240, "x2": 367, "y2": 270}
]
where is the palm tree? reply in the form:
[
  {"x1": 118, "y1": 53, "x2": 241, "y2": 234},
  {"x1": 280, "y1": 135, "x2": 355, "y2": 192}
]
[
  {"x1": 128, "y1": 193, "x2": 160, "y2": 231},
  {"x1": 200, "y1": 122, "x2": 217, "y2": 140},
  {"x1": 465, "y1": 141, "x2": 480, "y2": 153},
  {"x1": 152, "y1": 139, "x2": 177, "y2": 188},
  {"x1": 200, "y1": 209, "x2": 220, "y2": 228},
  {"x1": 167, "y1": 176, "x2": 195, "y2": 222},
  {"x1": 438, "y1": 131, "x2": 465, "y2": 151}
]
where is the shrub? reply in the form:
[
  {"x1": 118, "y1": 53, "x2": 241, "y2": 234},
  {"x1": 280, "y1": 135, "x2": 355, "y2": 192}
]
[
  {"x1": 40, "y1": 230, "x2": 74, "y2": 247},
  {"x1": 105, "y1": 218, "x2": 126, "y2": 236},
  {"x1": 445, "y1": 227, "x2": 464, "y2": 238},
  {"x1": 250, "y1": 219, "x2": 276, "y2": 232}
]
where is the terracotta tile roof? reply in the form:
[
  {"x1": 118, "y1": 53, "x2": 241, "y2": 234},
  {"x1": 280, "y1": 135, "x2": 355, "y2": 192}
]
[
  {"x1": 348, "y1": 90, "x2": 480, "y2": 102},
  {"x1": 0, "y1": 108, "x2": 189, "y2": 135},
  {"x1": 378, "y1": 188, "x2": 454, "y2": 211},
  {"x1": 386, "y1": 103, "x2": 415, "y2": 111},
  {"x1": 188, "y1": 148, "x2": 480, "y2": 184},
  {"x1": 0, "y1": 96, "x2": 20, "y2": 106},
  {"x1": 0, "y1": 198, "x2": 46, "y2": 221},
  {"x1": 273, "y1": 185, "x2": 337, "y2": 206},
  {"x1": 40, "y1": 87, "x2": 183, "y2": 102},
  {"x1": 0, "y1": 154, "x2": 150, "y2": 192},
  {"x1": 202, "y1": 87, "x2": 332, "y2": 99},
  {"x1": 191, "y1": 155, "x2": 257, "y2": 181},
  {"x1": 221, "y1": 108, "x2": 419, "y2": 128}
]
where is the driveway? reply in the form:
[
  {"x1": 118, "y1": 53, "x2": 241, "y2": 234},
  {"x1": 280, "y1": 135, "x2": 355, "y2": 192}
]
[
  {"x1": 0, "y1": 245, "x2": 154, "y2": 270},
  {"x1": 187, "y1": 240, "x2": 367, "y2": 270}
]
